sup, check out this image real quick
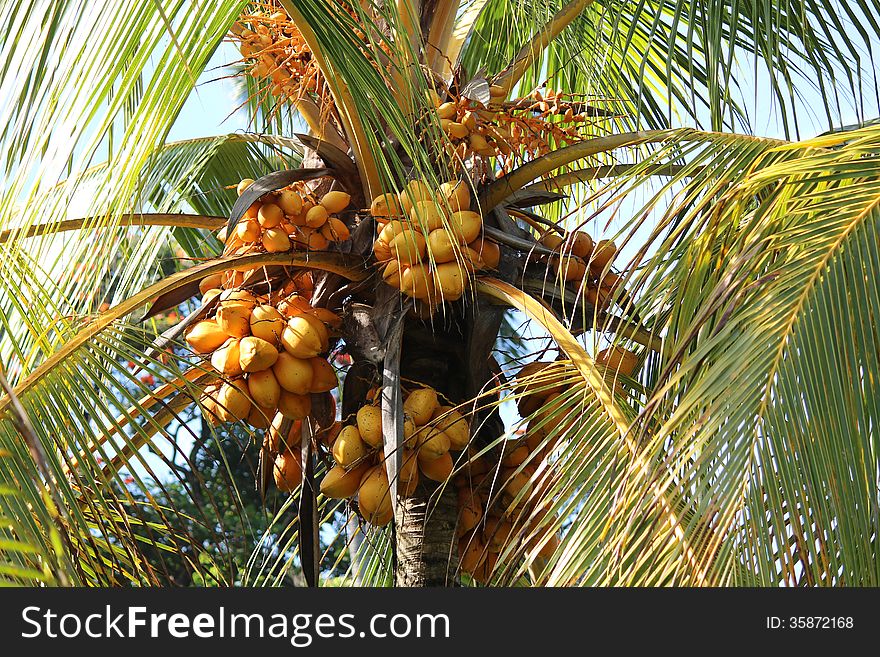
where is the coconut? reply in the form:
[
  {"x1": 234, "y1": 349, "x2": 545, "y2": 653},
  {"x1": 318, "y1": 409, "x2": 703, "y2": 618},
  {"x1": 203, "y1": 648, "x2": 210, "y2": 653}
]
[
  {"x1": 501, "y1": 442, "x2": 530, "y2": 468},
  {"x1": 237, "y1": 178, "x2": 254, "y2": 196},
  {"x1": 400, "y1": 263, "x2": 436, "y2": 301},
  {"x1": 267, "y1": 413, "x2": 293, "y2": 452},
  {"x1": 433, "y1": 262, "x2": 467, "y2": 301},
  {"x1": 357, "y1": 465, "x2": 392, "y2": 516},
  {"x1": 389, "y1": 229, "x2": 427, "y2": 265},
  {"x1": 503, "y1": 470, "x2": 532, "y2": 500},
  {"x1": 320, "y1": 217, "x2": 350, "y2": 242},
  {"x1": 436, "y1": 101, "x2": 457, "y2": 119},
  {"x1": 445, "y1": 121, "x2": 469, "y2": 139},
  {"x1": 304, "y1": 204, "x2": 329, "y2": 229},
  {"x1": 596, "y1": 346, "x2": 638, "y2": 377},
  {"x1": 247, "y1": 369, "x2": 281, "y2": 408},
  {"x1": 262, "y1": 227, "x2": 290, "y2": 253},
  {"x1": 278, "y1": 390, "x2": 311, "y2": 420},
  {"x1": 216, "y1": 303, "x2": 252, "y2": 338},
  {"x1": 277, "y1": 189, "x2": 303, "y2": 216},
  {"x1": 373, "y1": 239, "x2": 392, "y2": 262},
  {"x1": 247, "y1": 404, "x2": 275, "y2": 429},
  {"x1": 356, "y1": 405, "x2": 383, "y2": 448},
  {"x1": 257, "y1": 203, "x2": 284, "y2": 228},
  {"x1": 540, "y1": 232, "x2": 565, "y2": 251},
  {"x1": 382, "y1": 260, "x2": 404, "y2": 289},
  {"x1": 320, "y1": 463, "x2": 370, "y2": 499},
  {"x1": 272, "y1": 352, "x2": 313, "y2": 395},
  {"x1": 281, "y1": 314, "x2": 328, "y2": 358},
  {"x1": 419, "y1": 450, "x2": 453, "y2": 482},
  {"x1": 249, "y1": 305, "x2": 285, "y2": 343},
  {"x1": 370, "y1": 193, "x2": 403, "y2": 218},
  {"x1": 185, "y1": 319, "x2": 229, "y2": 353},
  {"x1": 308, "y1": 357, "x2": 337, "y2": 393},
  {"x1": 236, "y1": 219, "x2": 261, "y2": 242},
  {"x1": 457, "y1": 492, "x2": 483, "y2": 534},
  {"x1": 403, "y1": 417, "x2": 418, "y2": 445},
  {"x1": 377, "y1": 219, "x2": 411, "y2": 245},
  {"x1": 332, "y1": 425, "x2": 368, "y2": 468},
  {"x1": 555, "y1": 255, "x2": 587, "y2": 282},
  {"x1": 211, "y1": 338, "x2": 243, "y2": 376},
  {"x1": 572, "y1": 231, "x2": 594, "y2": 258},
  {"x1": 319, "y1": 190, "x2": 351, "y2": 214},
  {"x1": 217, "y1": 379, "x2": 252, "y2": 421},
  {"x1": 220, "y1": 289, "x2": 257, "y2": 307},
  {"x1": 432, "y1": 406, "x2": 469, "y2": 450},
  {"x1": 467, "y1": 236, "x2": 500, "y2": 270},
  {"x1": 398, "y1": 180, "x2": 432, "y2": 215},
  {"x1": 449, "y1": 210, "x2": 482, "y2": 244},
  {"x1": 273, "y1": 449, "x2": 303, "y2": 491},
  {"x1": 439, "y1": 180, "x2": 470, "y2": 212},
  {"x1": 591, "y1": 239, "x2": 617, "y2": 271},
  {"x1": 277, "y1": 294, "x2": 312, "y2": 318},
  {"x1": 238, "y1": 336, "x2": 279, "y2": 372},
  {"x1": 409, "y1": 200, "x2": 446, "y2": 232},
  {"x1": 404, "y1": 387, "x2": 439, "y2": 426},
  {"x1": 305, "y1": 307, "x2": 342, "y2": 328},
  {"x1": 426, "y1": 228, "x2": 458, "y2": 263},
  {"x1": 198, "y1": 273, "x2": 224, "y2": 295},
  {"x1": 417, "y1": 427, "x2": 451, "y2": 461}
]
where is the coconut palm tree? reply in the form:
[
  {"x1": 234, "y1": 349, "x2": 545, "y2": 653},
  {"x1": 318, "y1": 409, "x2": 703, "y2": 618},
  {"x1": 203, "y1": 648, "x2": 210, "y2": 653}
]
[{"x1": 2, "y1": 0, "x2": 880, "y2": 587}]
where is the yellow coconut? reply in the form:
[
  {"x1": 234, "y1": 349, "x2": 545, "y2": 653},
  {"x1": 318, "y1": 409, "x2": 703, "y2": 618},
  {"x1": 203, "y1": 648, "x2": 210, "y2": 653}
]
[
  {"x1": 281, "y1": 314, "x2": 328, "y2": 358},
  {"x1": 320, "y1": 217, "x2": 350, "y2": 242},
  {"x1": 436, "y1": 101, "x2": 457, "y2": 119},
  {"x1": 426, "y1": 228, "x2": 458, "y2": 263},
  {"x1": 389, "y1": 229, "x2": 427, "y2": 265},
  {"x1": 449, "y1": 211, "x2": 482, "y2": 244},
  {"x1": 409, "y1": 200, "x2": 446, "y2": 232},
  {"x1": 236, "y1": 219, "x2": 261, "y2": 242},
  {"x1": 356, "y1": 405, "x2": 383, "y2": 448},
  {"x1": 357, "y1": 465, "x2": 392, "y2": 516},
  {"x1": 458, "y1": 534, "x2": 486, "y2": 575},
  {"x1": 555, "y1": 255, "x2": 587, "y2": 282},
  {"x1": 400, "y1": 263, "x2": 436, "y2": 301},
  {"x1": 404, "y1": 387, "x2": 439, "y2": 426},
  {"x1": 249, "y1": 305, "x2": 285, "y2": 343},
  {"x1": 236, "y1": 178, "x2": 254, "y2": 196},
  {"x1": 468, "y1": 236, "x2": 500, "y2": 269},
  {"x1": 320, "y1": 463, "x2": 370, "y2": 499},
  {"x1": 434, "y1": 262, "x2": 467, "y2": 301},
  {"x1": 216, "y1": 303, "x2": 252, "y2": 338},
  {"x1": 262, "y1": 227, "x2": 291, "y2": 253},
  {"x1": 304, "y1": 204, "x2": 329, "y2": 229},
  {"x1": 305, "y1": 307, "x2": 342, "y2": 329},
  {"x1": 185, "y1": 319, "x2": 229, "y2": 353},
  {"x1": 398, "y1": 180, "x2": 432, "y2": 215},
  {"x1": 277, "y1": 189, "x2": 303, "y2": 216},
  {"x1": 596, "y1": 345, "x2": 638, "y2": 377},
  {"x1": 457, "y1": 492, "x2": 483, "y2": 534},
  {"x1": 416, "y1": 427, "x2": 451, "y2": 460},
  {"x1": 382, "y1": 259, "x2": 404, "y2": 289},
  {"x1": 439, "y1": 180, "x2": 471, "y2": 212},
  {"x1": 211, "y1": 338, "x2": 243, "y2": 377},
  {"x1": 198, "y1": 273, "x2": 224, "y2": 295},
  {"x1": 332, "y1": 425, "x2": 368, "y2": 468},
  {"x1": 591, "y1": 239, "x2": 617, "y2": 271},
  {"x1": 501, "y1": 443, "x2": 530, "y2": 468},
  {"x1": 256, "y1": 203, "x2": 283, "y2": 228},
  {"x1": 217, "y1": 379, "x2": 252, "y2": 421},
  {"x1": 377, "y1": 218, "x2": 410, "y2": 245},
  {"x1": 273, "y1": 449, "x2": 303, "y2": 492},
  {"x1": 432, "y1": 406, "x2": 469, "y2": 450},
  {"x1": 370, "y1": 192, "x2": 403, "y2": 218},
  {"x1": 483, "y1": 516, "x2": 513, "y2": 552},
  {"x1": 503, "y1": 469, "x2": 533, "y2": 501},
  {"x1": 247, "y1": 368, "x2": 281, "y2": 408},
  {"x1": 247, "y1": 404, "x2": 275, "y2": 429},
  {"x1": 571, "y1": 231, "x2": 594, "y2": 259},
  {"x1": 219, "y1": 289, "x2": 257, "y2": 307},
  {"x1": 419, "y1": 450, "x2": 453, "y2": 482},
  {"x1": 308, "y1": 357, "x2": 337, "y2": 393},
  {"x1": 319, "y1": 190, "x2": 351, "y2": 214},
  {"x1": 243, "y1": 201, "x2": 261, "y2": 220},
  {"x1": 278, "y1": 390, "x2": 311, "y2": 420},
  {"x1": 238, "y1": 336, "x2": 279, "y2": 372},
  {"x1": 272, "y1": 352, "x2": 313, "y2": 395}
]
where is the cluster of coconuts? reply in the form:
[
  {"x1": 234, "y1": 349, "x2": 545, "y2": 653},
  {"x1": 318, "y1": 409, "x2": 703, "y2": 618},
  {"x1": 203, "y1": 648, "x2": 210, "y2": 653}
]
[
  {"x1": 234, "y1": 7, "x2": 321, "y2": 100},
  {"x1": 371, "y1": 179, "x2": 500, "y2": 308},
  {"x1": 538, "y1": 229, "x2": 620, "y2": 309},
  {"x1": 452, "y1": 447, "x2": 561, "y2": 583},
  {"x1": 318, "y1": 385, "x2": 471, "y2": 528},
  {"x1": 428, "y1": 85, "x2": 510, "y2": 160},
  {"x1": 184, "y1": 281, "x2": 340, "y2": 491},
  {"x1": 216, "y1": 179, "x2": 351, "y2": 284}
]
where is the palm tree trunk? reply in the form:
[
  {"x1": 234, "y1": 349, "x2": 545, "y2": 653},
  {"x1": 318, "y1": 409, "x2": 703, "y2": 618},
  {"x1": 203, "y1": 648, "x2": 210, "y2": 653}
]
[{"x1": 394, "y1": 483, "x2": 459, "y2": 586}]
